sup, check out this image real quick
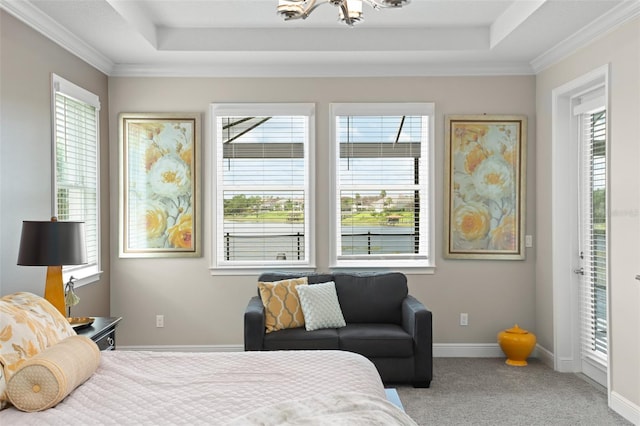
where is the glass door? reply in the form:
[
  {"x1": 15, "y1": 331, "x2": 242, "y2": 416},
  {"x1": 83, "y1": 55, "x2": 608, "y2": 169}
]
[{"x1": 576, "y1": 105, "x2": 608, "y2": 386}]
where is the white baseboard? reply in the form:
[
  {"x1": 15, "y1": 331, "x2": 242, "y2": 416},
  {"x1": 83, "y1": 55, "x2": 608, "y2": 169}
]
[
  {"x1": 433, "y1": 343, "x2": 504, "y2": 358},
  {"x1": 610, "y1": 391, "x2": 640, "y2": 425},
  {"x1": 433, "y1": 343, "x2": 546, "y2": 359},
  {"x1": 120, "y1": 343, "x2": 536, "y2": 359},
  {"x1": 534, "y1": 344, "x2": 554, "y2": 368}
]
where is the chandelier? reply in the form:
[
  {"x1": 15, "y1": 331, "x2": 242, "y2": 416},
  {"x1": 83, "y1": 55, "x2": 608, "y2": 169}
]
[{"x1": 277, "y1": 0, "x2": 410, "y2": 27}]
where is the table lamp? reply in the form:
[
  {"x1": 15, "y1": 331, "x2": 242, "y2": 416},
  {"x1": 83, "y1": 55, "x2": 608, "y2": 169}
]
[{"x1": 17, "y1": 217, "x2": 87, "y2": 317}]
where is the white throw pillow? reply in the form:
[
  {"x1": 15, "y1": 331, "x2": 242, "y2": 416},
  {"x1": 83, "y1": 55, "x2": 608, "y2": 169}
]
[{"x1": 296, "y1": 282, "x2": 346, "y2": 331}]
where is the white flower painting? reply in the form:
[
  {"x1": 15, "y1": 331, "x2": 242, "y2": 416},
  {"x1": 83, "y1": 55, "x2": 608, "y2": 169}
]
[
  {"x1": 120, "y1": 114, "x2": 201, "y2": 257},
  {"x1": 445, "y1": 115, "x2": 527, "y2": 260}
]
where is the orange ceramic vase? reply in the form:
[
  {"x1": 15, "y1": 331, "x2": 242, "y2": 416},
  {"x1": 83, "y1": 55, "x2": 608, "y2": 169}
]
[{"x1": 497, "y1": 324, "x2": 536, "y2": 366}]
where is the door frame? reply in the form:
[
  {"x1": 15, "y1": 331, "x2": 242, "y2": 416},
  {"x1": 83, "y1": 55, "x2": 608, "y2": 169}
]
[{"x1": 551, "y1": 64, "x2": 610, "y2": 389}]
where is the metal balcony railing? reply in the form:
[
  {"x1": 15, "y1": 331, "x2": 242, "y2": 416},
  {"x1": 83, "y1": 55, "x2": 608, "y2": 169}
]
[{"x1": 223, "y1": 230, "x2": 418, "y2": 260}]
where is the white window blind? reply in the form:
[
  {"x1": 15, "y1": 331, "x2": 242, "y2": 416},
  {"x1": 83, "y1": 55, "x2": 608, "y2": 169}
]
[
  {"x1": 576, "y1": 96, "x2": 607, "y2": 359},
  {"x1": 52, "y1": 74, "x2": 100, "y2": 282},
  {"x1": 331, "y1": 103, "x2": 434, "y2": 268},
  {"x1": 212, "y1": 104, "x2": 314, "y2": 270}
]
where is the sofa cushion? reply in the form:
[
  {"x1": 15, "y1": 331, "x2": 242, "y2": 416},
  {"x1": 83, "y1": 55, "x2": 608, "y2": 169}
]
[
  {"x1": 258, "y1": 272, "x2": 335, "y2": 285},
  {"x1": 263, "y1": 327, "x2": 339, "y2": 350},
  {"x1": 338, "y1": 324, "x2": 414, "y2": 357},
  {"x1": 333, "y1": 273, "x2": 407, "y2": 324}
]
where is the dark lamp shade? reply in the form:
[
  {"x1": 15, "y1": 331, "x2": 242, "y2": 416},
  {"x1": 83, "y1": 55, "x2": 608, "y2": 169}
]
[{"x1": 17, "y1": 221, "x2": 88, "y2": 266}]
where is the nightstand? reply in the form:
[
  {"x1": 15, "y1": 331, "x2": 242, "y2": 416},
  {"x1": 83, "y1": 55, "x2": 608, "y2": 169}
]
[{"x1": 75, "y1": 317, "x2": 122, "y2": 351}]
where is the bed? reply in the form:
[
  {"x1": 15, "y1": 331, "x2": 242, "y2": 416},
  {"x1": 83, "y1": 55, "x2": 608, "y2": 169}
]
[{"x1": 0, "y1": 293, "x2": 417, "y2": 425}]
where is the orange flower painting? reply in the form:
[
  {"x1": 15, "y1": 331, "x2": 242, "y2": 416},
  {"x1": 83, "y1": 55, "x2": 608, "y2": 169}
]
[
  {"x1": 120, "y1": 114, "x2": 200, "y2": 257},
  {"x1": 445, "y1": 115, "x2": 526, "y2": 259}
]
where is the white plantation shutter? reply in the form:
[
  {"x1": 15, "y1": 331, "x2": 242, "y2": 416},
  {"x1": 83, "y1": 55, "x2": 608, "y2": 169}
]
[
  {"x1": 212, "y1": 104, "x2": 314, "y2": 269},
  {"x1": 52, "y1": 74, "x2": 100, "y2": 281},
  {"x1": 576, "y1": 93, "x2": 607, "y2": 361},
  {"x1": 331, "y1": 103, "x2": 434, "y2": 268}
]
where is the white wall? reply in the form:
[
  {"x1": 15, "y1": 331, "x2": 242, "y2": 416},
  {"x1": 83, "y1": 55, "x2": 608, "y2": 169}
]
[
  {"x1": 108, "y1": 76, "x2": 537, "y2": 348},
  {"x1": 536, "y1": 16, "x2": 640, "y2": 414},
  {"x1": 0, "y1": 11, "x2": 111, "y2": 316}
]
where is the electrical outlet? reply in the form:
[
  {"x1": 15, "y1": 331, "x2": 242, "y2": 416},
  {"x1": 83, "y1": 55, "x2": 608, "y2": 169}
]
[
  {"x1": 156, "y1": 315, "x2": 164, "y2": 328},
  {"x1": 460, "y1": 313, "x2": 468, "y2": 326}
]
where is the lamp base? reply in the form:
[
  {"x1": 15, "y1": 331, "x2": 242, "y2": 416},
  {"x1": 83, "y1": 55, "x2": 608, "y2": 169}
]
[{"x1": 44, "y1": 265, "x2": 66, "y2": 316}]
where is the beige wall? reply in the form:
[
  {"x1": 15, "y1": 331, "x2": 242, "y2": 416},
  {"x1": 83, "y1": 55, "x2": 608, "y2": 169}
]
[
  {"x1": 108, "y1": 76, "x2": 537, "y2": 347},
  {"x1": 535, "y1": 17, "x2": 640, "y2": 408},
  {"x1": 0, "y1": 11, "x2": 111, "y2": 316}
]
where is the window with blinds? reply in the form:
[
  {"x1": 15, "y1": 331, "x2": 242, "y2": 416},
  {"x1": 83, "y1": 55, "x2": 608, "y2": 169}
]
[
  {"x1": 52, "y1": 74, "x2": 100, "y2": 283},
  {"x1": 577, "y1": 98, "x2": 608, "y2": 360},
  {"x1": 331, "y1": 103, "x2": 434, "y2": 268},
  {"x1": 212, "y1": 104, "x2": 314, "y2": 269}
]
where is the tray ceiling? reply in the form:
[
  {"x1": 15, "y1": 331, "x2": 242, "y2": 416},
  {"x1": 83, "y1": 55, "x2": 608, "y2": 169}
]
[{"x1": 1, "y1": 0, "x2": 638, "y2": 76}]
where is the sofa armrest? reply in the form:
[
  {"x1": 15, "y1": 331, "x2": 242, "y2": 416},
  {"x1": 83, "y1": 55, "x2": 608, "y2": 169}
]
[
  {"x1": 402, "y1": 295, "x2": 433, "y2": 384},
  {"x1": 244, "y1": 296, "x2": 265, "y2": 351}
]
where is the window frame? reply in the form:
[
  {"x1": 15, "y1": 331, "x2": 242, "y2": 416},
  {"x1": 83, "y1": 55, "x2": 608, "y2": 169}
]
[
  {"x1": 209, "y1": 103, "x2": 316, "y2": 274},
  {"x1": 51, "y1": 73, "x2": 102, "y2": 287},
  {"x1": 329, "y1": 102, "x2": 435, "y2": 272}
]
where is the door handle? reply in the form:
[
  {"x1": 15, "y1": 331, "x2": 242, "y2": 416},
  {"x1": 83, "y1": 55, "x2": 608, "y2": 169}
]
[
  {"x1": 574, "y1": 267, "x2": 585, "y2": 275},
  {"x1": 636, "y1": 274, "x2": 640, "y2": 281}
]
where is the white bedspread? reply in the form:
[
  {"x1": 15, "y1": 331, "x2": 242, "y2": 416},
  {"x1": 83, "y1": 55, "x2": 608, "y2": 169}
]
[
  {"x1": 0, "y1": 350, "x2": 415, "y2": 425},
  {"x1": 229, "y1": 392, "x2": 418, "y2": 426}
]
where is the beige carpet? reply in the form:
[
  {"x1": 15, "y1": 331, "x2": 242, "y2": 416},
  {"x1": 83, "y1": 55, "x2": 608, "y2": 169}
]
[{"x1": 395, "y1": 358, "x2": 631, "y2": 425}]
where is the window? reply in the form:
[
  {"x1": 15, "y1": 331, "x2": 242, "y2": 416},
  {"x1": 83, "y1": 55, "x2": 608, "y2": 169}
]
[
  {"x1": 330, "y1": 103, "x2": 435, "y2": 270},
  {"x1": 52, "y1": 74, "x2": 101, "y2": 285},
  {"x1": 211, "y1": 103, "x2": 315, "y2": 271}
]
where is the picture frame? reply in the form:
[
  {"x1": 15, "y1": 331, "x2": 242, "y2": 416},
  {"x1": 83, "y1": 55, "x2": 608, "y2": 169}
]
[
  {"x1": 119, "y1": 112, "x2": 201, "y2": 257},
  {"x1": 444, "y1": 115, "x2": 527, "y2": 260}
]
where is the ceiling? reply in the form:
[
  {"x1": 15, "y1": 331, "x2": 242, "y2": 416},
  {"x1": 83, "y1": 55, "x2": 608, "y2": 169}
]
[{"x1": 2, "y1": 0, "x2": 638, "y2": 77}]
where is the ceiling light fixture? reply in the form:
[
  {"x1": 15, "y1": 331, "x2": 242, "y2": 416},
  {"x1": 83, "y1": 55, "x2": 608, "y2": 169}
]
[{"x1": 277, "y1": 0, "x2": 410, "y2": 27}]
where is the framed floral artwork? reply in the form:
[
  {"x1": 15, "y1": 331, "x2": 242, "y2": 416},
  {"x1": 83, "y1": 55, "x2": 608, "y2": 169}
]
[
  {"x1": 119, "y1": 113, "x2": 201, "y2": 257},
  {"x1": 444, "y1": 115, "x2": 527, "y2": 260}
]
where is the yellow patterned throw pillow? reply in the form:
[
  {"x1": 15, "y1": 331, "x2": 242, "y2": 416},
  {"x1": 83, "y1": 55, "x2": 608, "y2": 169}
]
[
  {"x1": 258, "y1": 277, "x2": 308, "y2": 333},
  {"x1": 7, "y1": 335, "x2": 100, "y2": 412},
  {"x1": 0, "y1": 292, "x2": 76, "y2": 410}
]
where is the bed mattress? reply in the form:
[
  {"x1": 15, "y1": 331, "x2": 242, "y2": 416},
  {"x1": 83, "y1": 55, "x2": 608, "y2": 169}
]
[{"x1": 0, "y1": 349, "x2": 414, "y2": 425}]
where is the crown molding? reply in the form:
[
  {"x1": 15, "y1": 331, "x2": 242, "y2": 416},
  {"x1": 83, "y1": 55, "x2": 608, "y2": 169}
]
[
  {"x1": 0, "y1": 0, "x2": 114, "y2": 75},
  {"x1": 110, "y1": 61, "x2": 534, "y2": 78},
  {"x1": 530, "y1": 0, "x2": 640, "y2": 73}
]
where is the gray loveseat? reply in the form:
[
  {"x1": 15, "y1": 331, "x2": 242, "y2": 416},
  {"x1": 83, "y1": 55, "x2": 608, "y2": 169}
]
[{"x1": 244, "y1": 272, "x2": 432, "y2": 387}]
